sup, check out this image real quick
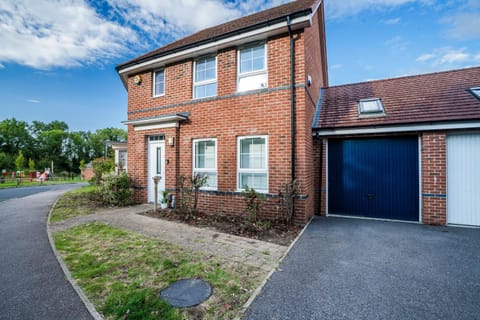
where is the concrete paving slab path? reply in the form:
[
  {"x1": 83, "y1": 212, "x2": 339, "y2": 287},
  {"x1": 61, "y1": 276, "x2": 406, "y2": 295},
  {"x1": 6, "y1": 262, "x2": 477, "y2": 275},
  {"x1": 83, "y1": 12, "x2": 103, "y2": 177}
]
[{"x1": 50, "y1": 205, "x2": 288, "y2": 272}]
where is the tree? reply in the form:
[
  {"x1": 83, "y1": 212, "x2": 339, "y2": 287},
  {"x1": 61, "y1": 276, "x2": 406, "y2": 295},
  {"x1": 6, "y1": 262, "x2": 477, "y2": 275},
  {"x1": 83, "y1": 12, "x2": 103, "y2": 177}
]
[
  {"x1": 15, "y1": 151, "x2": 25, "y2": 171},
  {"x1": 0, "y1": 152, "x2": 14, "y2": 171},
  {"x1": 89, "y1": 128, "x2": 127, "y2": 159},
  {"x1": 0, "y1": 118, "x2": 32, "y2": 157},
  {"x1": 28, "y1": 158, "x2": 36, "y2": 172}
]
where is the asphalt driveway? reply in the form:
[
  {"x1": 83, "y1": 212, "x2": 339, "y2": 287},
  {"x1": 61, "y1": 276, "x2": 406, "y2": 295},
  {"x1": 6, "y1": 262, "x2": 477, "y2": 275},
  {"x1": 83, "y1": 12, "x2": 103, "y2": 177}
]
[{"x1": 243, "y1": 217, "x2": 480, "y2": 320}]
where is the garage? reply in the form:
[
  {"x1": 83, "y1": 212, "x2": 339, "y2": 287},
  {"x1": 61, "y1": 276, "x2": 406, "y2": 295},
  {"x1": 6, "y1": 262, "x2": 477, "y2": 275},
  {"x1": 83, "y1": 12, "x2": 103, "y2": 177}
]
[
  {"x1": 328, "y1": 136, "x2": 419, "y2": 221},
  {"x1": 447, "y1": 133, "x2": 480, "y2": 226}
]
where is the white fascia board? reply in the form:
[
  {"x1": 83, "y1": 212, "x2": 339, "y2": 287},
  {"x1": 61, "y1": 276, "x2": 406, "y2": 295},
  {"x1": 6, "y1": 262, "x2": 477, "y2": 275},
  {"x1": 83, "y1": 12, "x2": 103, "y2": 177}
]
[
  {"x1": 134, "y1": 122, "x2": 179, "y2": 131},
  {"x1": 118, "y1": 15, "x2": 311, "y2": 88},
  {"x1": 314, "y1": 121, "x2": 480, "y2": 136},
  {"x1": 123, "y1": 115, "x2": 187, "y2": 126}
]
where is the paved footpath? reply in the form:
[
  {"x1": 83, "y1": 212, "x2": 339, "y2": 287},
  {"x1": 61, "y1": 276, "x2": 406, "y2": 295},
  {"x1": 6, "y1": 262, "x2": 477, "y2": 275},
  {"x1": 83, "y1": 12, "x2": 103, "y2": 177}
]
[
  {"x1": 0, "y1": 185, "x2": 92, "y2": 320},
  {"x1": 51, "y1": 205, "x2": 287, "y2": 272}
]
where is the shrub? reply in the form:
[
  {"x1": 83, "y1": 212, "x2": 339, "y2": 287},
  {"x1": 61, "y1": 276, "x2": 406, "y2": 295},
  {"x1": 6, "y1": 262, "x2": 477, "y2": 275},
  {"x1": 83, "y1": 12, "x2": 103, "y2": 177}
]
[
  {"x1": 277, "y1": 179, "x2": 300, "y2": 225},
  {"x1": 175, "y1": 173, "x2": 208, "y2": 218},
  {"x1": 242, "y1": 186, "x2": 265, "y2": 224},
  {"x1": 91, "y1": 157, "x2": 114, "y2": 185},
  {"x1": 98, "y1": 172, "x2": 133, "y2": 207}
]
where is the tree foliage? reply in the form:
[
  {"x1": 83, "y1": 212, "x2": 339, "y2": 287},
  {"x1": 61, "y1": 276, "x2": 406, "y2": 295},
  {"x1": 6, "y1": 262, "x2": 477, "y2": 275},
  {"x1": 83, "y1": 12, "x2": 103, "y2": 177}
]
[{"x1": 0, "y1": 118, "x2": 127, "y2": 174}]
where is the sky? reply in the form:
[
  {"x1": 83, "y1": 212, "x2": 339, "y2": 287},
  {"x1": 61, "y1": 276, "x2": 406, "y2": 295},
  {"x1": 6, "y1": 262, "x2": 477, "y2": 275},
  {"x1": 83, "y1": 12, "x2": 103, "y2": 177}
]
[{"x1": 0, "y1": 0, "x2": 479, "y2": 132}]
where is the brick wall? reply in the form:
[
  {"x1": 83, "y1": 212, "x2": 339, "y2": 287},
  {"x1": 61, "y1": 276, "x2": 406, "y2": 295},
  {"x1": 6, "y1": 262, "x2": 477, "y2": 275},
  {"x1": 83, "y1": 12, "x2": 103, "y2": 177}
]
[
  {"x1": 298, "y1": 4, "x2": 327, "y2": 221},
  {"x1": 125, "y1": 25, "x2": 326, "y2": 224},
  {"x1": 421, "y1": 131, "x2": 447, "y2": 225}
]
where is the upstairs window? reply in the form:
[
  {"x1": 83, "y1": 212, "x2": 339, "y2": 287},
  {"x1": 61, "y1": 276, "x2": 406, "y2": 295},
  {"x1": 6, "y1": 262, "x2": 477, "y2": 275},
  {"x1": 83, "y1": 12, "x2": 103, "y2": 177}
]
[
  {"x1": 194, "y1": 56, "x2": 217, "y2": 99},
  {"x1": 469, "y1": 87, "x2": 480, "y2": 100},
  {"x1": 193, "y1": 139, "x2": 217, "y2": 189},
  {"x1": 358, "y1": 98, "x2": 385, "y2": 115},
  {"x1": 238, "y1": 43, "x2": 267, "y2": 92},
  {"x1": 153, "y1": 70, "x2": 165, "y2": 97},
  {"x1": 237, "y1": 136, "x2": 268, "y2": 192}
]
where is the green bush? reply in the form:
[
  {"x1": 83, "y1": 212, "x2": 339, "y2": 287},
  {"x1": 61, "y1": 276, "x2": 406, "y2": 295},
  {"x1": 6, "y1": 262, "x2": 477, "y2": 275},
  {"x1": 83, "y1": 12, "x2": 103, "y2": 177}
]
[
  {"x1": 98, "y1": 173, "x2": 133, "y2": 206},
  {"x1": 242, "y1": 186, "x2": 265, "y2": 224},
  {"x1": 91, "y1": 157, "x2": 114, "y2": 186}
]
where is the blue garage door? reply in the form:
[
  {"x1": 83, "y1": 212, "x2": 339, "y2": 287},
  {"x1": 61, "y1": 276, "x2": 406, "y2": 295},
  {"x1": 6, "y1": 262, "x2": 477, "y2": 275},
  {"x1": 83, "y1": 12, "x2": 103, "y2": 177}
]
[{"x1": 328, "y1": 137, "x2": 419, "y2": 221}]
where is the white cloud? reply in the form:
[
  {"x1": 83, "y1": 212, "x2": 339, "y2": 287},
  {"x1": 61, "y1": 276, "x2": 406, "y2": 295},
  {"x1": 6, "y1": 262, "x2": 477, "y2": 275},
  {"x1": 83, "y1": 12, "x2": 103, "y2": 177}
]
[
  {"x1": 26, "y1": 99, "x2": 40, "y2": 103},
  {"x1": 416, "y1": 47, "x2": 477, "y2": 67},
  {"x1": 330, "y1": 64, "x2": 343, "y2": 69},
  {"x1": 0, "y1": 0, "x2": 292, "y2": 69},
  {"x1": 439, "y1": 51, "x2": 470, "y2": 64},
  {"x1": 0, "y1": 0, "x2": 137, "y2": 69},
  {"x1": 105, "y1": 0, "x2": 240, "y2": 43},
  {"x1": 104, "y1": 0, "x2": 292, "y2": 45},
  {"x1": 383, "y1": 17, "x2": 401, "y2": 25},
  {"x1": 326, "y1": 0, "x2": 433, "y2": 19},
  {"x1": 416, "y1": 53, "x2": 435, "y2": 62},
  {"x1": 442, "y1": 12, "x2": 480, "y2": 40}
]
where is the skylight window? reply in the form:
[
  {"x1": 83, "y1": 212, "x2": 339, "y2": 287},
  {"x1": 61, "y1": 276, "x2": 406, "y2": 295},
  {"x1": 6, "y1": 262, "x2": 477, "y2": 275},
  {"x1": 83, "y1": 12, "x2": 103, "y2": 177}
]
[
  {"x1": 358, "y1": 98, "x2": 385, "y2": 115},
  {"x1": 469, "y1": 87, "x2": 480, "y2": 100}
]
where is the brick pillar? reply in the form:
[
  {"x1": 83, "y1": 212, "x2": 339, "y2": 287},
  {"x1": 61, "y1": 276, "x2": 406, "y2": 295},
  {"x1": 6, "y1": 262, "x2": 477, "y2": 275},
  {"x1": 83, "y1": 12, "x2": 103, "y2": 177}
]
[
  {"x1": 320, "y1": 138, "x2": 327, "y2": 216},
  {"x1": 421, "y1": 132, "x2": 447, "y2": 225}
]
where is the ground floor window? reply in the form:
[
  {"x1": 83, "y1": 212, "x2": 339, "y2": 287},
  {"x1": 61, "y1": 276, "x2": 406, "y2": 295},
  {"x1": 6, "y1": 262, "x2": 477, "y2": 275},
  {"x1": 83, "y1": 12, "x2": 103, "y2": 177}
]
[
  {"x1": 193, "y1": 139, "x2": 217, "y2": 189},
  {"x1": 237, "y1": 135, "x2": 268, "y2": 192}
]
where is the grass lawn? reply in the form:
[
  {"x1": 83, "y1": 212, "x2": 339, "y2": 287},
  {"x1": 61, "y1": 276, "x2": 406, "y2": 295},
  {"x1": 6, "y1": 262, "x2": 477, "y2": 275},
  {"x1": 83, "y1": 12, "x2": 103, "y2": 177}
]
[
  {"x1": 53, "y1": 223, "x2": 261, "y2": 320},
  {"x1": 50, "y1": 185, "x2": 99, "y2": 223}
]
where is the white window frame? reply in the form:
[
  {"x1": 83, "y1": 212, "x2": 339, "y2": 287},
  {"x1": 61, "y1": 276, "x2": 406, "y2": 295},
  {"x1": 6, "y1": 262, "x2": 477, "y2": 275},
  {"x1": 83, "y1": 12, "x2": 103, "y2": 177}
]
[
  {"x1": 237, "y1": 135, "x2": 268, "y2": 193},
  {"x1": 237, "y1": 42, "x2": 268, "y2": 92},
  {"x1": 153, "y1": 69, "x2": 165, "y2": 97},
  {"x1": 193, "y1": 138, "x2": 218, "y2": 190},
  {"x1": 469, "y1": 87, "x2": 480, "y2": 100},
  {"x1": 193, "y1": 56, "x2": 217, "y2": 99}
]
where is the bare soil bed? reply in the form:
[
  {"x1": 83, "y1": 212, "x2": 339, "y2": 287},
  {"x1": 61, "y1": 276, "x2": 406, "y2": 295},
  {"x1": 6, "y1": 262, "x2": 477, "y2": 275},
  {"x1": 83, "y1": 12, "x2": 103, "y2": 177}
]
[{"x1": 141, "y1": 210, "x2": 302, "y2": 246}]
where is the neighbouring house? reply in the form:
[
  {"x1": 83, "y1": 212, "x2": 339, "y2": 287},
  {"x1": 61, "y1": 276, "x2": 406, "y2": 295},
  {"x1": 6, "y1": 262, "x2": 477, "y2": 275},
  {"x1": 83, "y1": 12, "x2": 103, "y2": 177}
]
[
  {"x1": 313, "y1": 67, "x2": 480, "y2": 226},
  {"x1": 111, "y1": 142, "x2": 128, "y2": 174},
  {"x1": 81, "y1": 162, "x2": 94, "y2": 181},
  {"x1": 116, "y1": 0, "x2": 327, "y2": 224},
  {"x1": 116, "y1": 0, "x2": 480, "y2": 226}
]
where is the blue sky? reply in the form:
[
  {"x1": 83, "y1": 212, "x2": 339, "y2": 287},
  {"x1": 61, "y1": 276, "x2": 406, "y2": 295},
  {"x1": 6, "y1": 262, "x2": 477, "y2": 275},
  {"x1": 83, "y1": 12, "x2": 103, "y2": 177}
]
[{"x1": 0, "y1": 0, "x2": 479, "y2": 132}]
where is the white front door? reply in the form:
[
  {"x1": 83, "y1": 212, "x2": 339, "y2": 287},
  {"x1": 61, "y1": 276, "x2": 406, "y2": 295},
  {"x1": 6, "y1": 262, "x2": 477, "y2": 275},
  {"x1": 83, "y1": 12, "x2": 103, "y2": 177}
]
[{"x1": 148, "y1": 140, "x2": 166, "y2": 203}]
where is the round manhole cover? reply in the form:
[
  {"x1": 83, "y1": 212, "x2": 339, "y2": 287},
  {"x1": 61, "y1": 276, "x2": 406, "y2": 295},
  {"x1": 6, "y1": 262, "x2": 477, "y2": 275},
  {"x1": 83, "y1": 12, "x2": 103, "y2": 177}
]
[{"x1": 160, "y1": 278, "x2": 212, "y2": 308}]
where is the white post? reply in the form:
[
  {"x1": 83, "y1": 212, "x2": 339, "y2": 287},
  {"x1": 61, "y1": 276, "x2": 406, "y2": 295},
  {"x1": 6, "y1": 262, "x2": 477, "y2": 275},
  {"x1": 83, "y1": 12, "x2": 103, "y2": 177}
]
[{"x1": 153, "y1": 176, "x2": 161, "y2": 212}]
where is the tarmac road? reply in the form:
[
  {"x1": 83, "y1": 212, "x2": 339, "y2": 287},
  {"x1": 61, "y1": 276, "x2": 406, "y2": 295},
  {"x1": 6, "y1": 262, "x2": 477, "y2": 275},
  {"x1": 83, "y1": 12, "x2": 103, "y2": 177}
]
[{"x1": 0, "y1": 184, "x2": 93, "y2": 320}]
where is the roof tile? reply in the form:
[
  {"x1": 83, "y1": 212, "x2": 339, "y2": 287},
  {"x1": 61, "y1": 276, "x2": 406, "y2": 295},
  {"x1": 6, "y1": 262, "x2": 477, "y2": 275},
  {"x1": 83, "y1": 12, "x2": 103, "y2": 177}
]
[{"x1": 315, "y1": 66, "x2": 480, "y2": 129}]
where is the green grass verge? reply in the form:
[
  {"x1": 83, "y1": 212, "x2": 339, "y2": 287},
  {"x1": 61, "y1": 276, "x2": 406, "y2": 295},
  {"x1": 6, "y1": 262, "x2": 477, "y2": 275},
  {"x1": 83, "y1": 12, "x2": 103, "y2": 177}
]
[
  {"x1": 54, "y1": 223, "x2": 261, "y2": 320},
  {"x1": 0, "y1": 177, "x2": 84, "y2": 189},
  {"x1": 50, "y1": 185, "x2": 98, "y2": 223}
]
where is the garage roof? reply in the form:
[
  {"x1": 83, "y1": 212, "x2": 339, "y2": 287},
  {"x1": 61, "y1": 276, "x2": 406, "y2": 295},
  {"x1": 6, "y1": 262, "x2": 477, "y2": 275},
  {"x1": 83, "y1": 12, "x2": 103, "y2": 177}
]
[{"x1": 314, "y1": 66, "x2": 480, "y2": 131}]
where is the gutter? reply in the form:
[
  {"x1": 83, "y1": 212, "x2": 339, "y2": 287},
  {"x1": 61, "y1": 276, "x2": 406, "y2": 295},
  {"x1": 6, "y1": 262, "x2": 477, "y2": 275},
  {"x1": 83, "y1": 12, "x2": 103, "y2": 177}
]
[
  {"x1": 312, "y1": 120, "x2": 480, "y2": 137},
  {"x1": 287, "y1": 15, "x2": 296, "y2": 218}
]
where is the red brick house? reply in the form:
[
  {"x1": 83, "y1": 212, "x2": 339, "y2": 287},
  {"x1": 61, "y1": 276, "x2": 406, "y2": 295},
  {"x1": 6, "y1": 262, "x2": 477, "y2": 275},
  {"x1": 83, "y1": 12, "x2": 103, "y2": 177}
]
[
  {"x1": 313, "y1": 67, "x2": 480, "y2": 226},
  {"x1": 116, "y1": 0, "x2": 327, "y2": 223},
  {"x1": 117, "y1": 0, "x2": 480, "y2": 226}
]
